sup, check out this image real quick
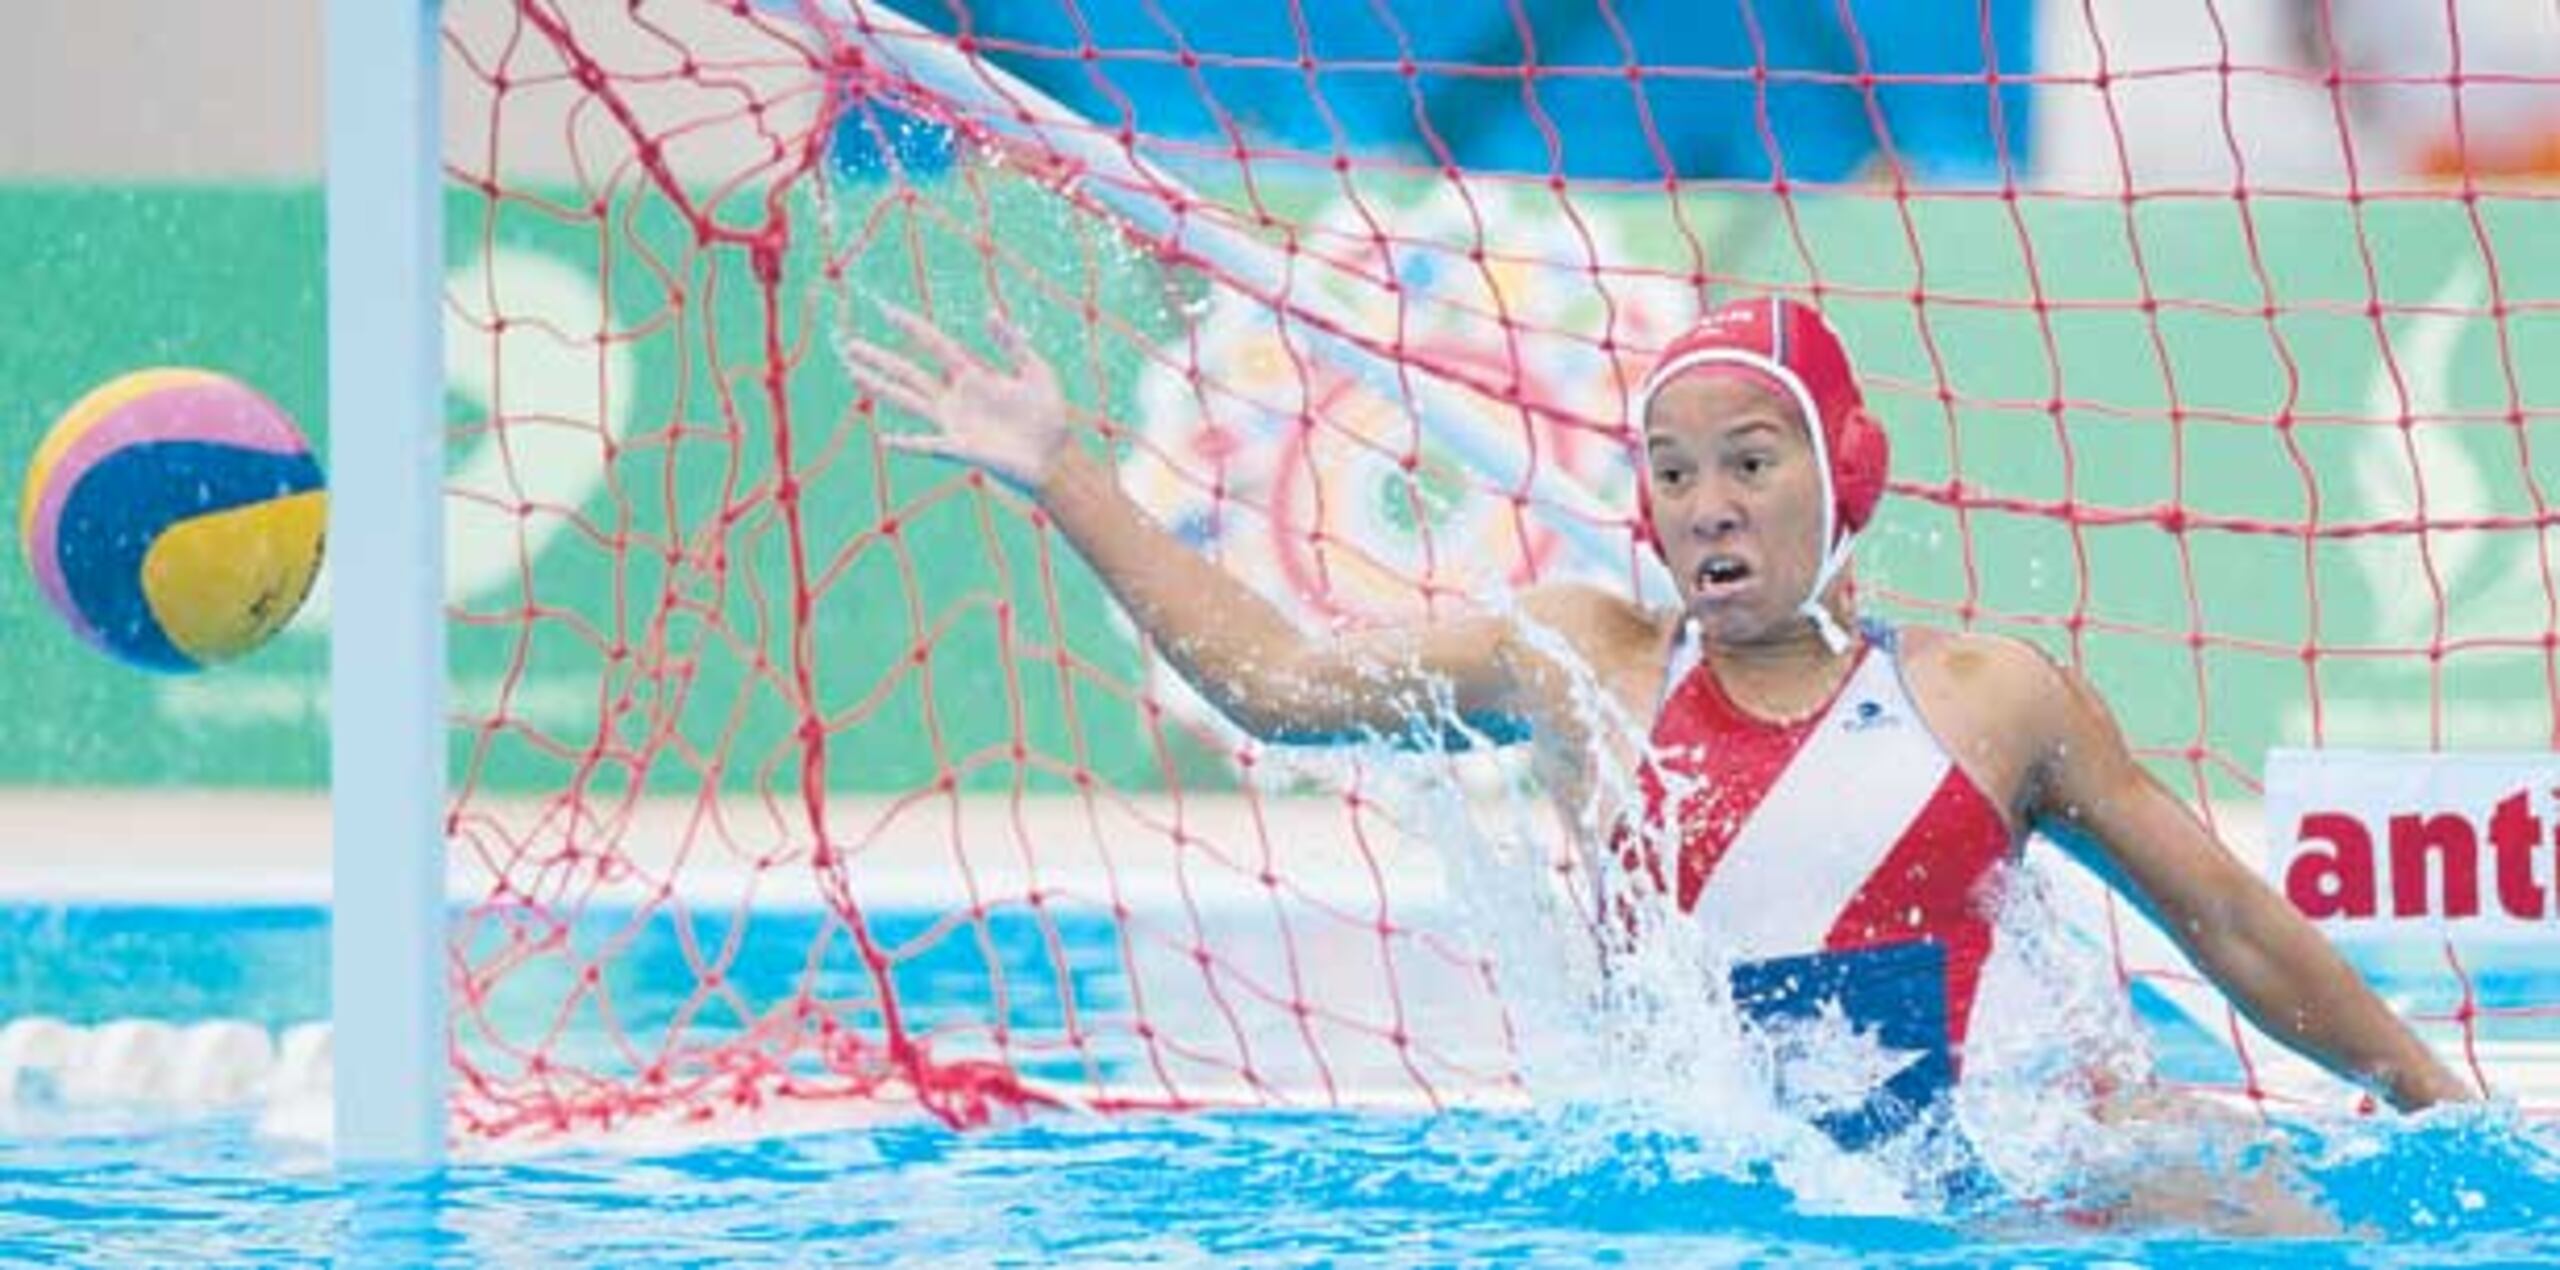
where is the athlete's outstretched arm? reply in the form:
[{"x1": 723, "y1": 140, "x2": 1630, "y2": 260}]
[
  {"x1": 2029, "y1": 666, "x2": 2475, "y2": 1112},
  {"x1": 845, "y1": 302, "x2": 1545, "y2": 744}
]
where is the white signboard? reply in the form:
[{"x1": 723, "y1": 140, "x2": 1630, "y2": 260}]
[{"x1": 2265, "y1": 748, "x2": 2560, "y2": 939}]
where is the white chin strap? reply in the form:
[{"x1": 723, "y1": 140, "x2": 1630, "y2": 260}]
[{"x1": 1800, "y1": 532, "x2": 1857, "y2": 654}]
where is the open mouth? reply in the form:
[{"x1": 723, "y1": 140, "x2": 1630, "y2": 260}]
[{"x1": 1694, "y1": 554, "x2": 1754, "y2": 599}]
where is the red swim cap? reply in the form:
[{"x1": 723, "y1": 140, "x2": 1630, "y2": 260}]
[{"x1": 1630, "y1": 295, "x2": 1889, "y2": 561}]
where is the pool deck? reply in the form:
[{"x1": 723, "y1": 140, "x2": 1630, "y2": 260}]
[
  {"x1": 0, "y1": 788, "x2": 1485, "y2": 907},
  {"x1": 1, "y1": 790, "x2": 338, "y2": 902}
]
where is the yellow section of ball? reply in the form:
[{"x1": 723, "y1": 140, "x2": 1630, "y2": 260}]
[{"x1": 139, "y1": 490, "x2": 329, "y2": 665}]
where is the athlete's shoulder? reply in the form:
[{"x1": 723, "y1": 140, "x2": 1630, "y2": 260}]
[
  {"x1": 1891, "y1": 625, "x2": 2078, "y2": 718},
  {"x1": 1895, "y1": 624, "x2": 2131, "y2": 759},
  {"x1": 1515, "y1": 579, "x2": 1657, "y2": 644},
  {"x1": 1892, "y1": 623, "x2": 2058, "y2": 674},
  {"x1": 1500, "y1": 580, "x2": 1663, "y2": 683}
]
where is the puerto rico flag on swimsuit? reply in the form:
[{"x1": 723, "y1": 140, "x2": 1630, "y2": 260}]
[{"x1": 1625, "y1": 621, "x2": 2018, "y2": 1148}]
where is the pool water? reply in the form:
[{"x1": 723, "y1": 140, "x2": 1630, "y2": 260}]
[
  {"x1": 6, "y1": 904, "x2": 2560, "y2": 1265},
  {"x1": 7, "y1": 1096, "x2": 2559, "y2": 1264}
]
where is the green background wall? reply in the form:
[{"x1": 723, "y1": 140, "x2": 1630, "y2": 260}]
[{"x1": 7, "y1": 181, "x2": 2554, "y2": 796}]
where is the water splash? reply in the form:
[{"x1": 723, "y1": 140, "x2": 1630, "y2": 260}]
[
  {"x1": 1943, "y1": 858, "x2": 2155, "y2": 1201},
  {"x1": 1260, "y1": 608, "x2": 1942, "y2": 1216},
  {"x1": 1304, "y1": 600, "x2": 2496, "y2": 1228}
]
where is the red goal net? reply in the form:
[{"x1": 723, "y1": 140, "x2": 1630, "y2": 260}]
[{"x1": 436, "y1": 0, "x2": 2560, "y2": 1141}]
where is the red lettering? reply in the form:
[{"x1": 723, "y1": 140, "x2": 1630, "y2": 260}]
[
  {"x1": 2391, "y1": 812, "x2": 2481, "y2": 918},
  {"x1": 2288, "y1": 812, "x2": 2376, "y2": 919},
  {"x1": 2489, "y1": 790, "x2": 2546, "y2": 919}
]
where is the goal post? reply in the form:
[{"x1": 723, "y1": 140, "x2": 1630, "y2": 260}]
[{"x1": 326, "y1": 0, "x2": 448, "y2": 1166}]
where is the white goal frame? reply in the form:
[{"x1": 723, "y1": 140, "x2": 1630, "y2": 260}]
[{"x1": 326, "y1": 0, "x2": 447, "y2": 1167}]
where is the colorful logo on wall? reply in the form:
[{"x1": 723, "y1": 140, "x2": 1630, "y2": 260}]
[{"x1": 1119, "y1": 179, "x2": 1691, "y2": 747}]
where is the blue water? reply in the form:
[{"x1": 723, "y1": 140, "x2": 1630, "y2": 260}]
[{"x1": 7, "y1": 904, "x2": 2560, "y2": 1265}]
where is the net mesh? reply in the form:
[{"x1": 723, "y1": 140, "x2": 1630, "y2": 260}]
[{"x1": 438, "y1": 0, "x2": 2560, "y2": 1139}]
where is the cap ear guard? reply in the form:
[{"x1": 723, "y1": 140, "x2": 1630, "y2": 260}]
[{"x1": 1830, "y1": 407, "x2": 1890, "y2": 535}]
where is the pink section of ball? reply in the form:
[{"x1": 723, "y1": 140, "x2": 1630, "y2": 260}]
[
  {"x1": 24, "y1": 380, "x2": 310, "y2": 649},
  {"x1": 23, "y1": 544, "x2": 85, "y2": 649}
]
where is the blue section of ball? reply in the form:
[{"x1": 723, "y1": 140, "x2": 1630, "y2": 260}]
[{"x1": 54, "y1": 441, "x2": 326, "y2": 672}]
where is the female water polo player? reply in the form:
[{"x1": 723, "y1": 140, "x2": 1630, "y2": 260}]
[{"x1": 848, "y1": 294, "x2": 2472, "y2": 1208}]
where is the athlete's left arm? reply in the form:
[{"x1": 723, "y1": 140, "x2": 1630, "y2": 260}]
[{"x1": 2025, "y1": 660, "x2": 2475, "y2": 1112}]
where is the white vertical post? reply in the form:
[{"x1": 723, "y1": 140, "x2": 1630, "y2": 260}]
[{"x1": 327, "y1": 0, "x2": 447, "y2": 1166}]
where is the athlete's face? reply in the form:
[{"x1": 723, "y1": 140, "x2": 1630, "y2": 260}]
[{"x1": 1643, "y1": 371, "x2": 1828, "y2": 643}]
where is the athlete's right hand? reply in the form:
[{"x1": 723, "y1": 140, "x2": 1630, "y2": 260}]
[{"x1": 845, "y1": 299, "x2": 1073, "y2": 495}]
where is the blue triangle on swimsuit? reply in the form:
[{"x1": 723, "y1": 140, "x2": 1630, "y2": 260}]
[{"x1": 1728, "y1": 937, "x2": 1955, "y2": 1152}]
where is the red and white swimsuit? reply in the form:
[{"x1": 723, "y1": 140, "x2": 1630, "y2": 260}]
[{"x1": 1619, "y1": 620, "x2": 2020, "y2": 1060}]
